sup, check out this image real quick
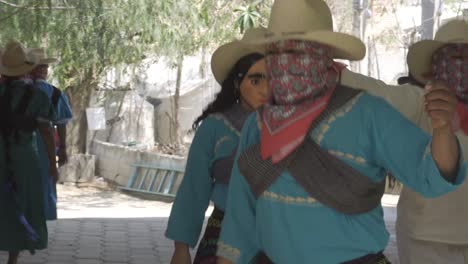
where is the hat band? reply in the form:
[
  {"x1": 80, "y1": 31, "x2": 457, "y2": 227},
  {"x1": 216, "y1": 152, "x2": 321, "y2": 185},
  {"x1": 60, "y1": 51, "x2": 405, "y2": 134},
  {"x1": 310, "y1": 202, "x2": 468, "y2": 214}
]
[
  {"x1": 265, "y1": 31, "x2": 307, "y2": 38},
  {"x1": 3, "y1": 60, "x2": 35, "y2": 68}
]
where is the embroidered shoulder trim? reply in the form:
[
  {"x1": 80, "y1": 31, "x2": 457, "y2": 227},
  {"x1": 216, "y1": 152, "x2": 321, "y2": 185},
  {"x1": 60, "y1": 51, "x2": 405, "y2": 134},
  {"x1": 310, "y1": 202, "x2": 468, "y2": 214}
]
[
  {"x1": 315, "y1": 93, "x2": 363, "y2": 144},
  {"x1": 217, "y1": 241, "x2": 241, "y2": 263},
  {"x1": 261, "y1": 191, "x2": 321, "y2": 206},
  {"x1": 214, "y1": 136, "x2": 232, "y2": 154},
  {"x1": 328, "y1": 149, "x2": 367, "y2": 165},
  {"x1": 211, "y1": 114, "x2": 241, "y2": 136}
]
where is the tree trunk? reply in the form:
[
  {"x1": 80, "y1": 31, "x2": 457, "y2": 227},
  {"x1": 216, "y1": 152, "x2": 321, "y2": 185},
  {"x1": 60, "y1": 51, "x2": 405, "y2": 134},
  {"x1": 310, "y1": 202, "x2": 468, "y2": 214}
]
[
  {"x1": 361, "y1": 0, "x2": 369, "y2": 40},
  {"x1": 351, "y1": 0, "x2": 362, "y2": 72},
  {"x1": 372, "y1": 38, "x2": 381, "y2": 79},
  {"x1": 434, "y1": 0, "x2": 443, "y2": 32},
  {"x1": 172, "y1": 54, "x2": 184, "y2": 146},
  {"x1": 200, "y1": 46, "x2": 207, "y2": 79},
  {"x1": 421, "y1": 0, "x2": 436, "y2": 40},
  {"x1": 106, "y1": 92, "x2": 126, "y2": 143},
  {"x1": 361, "y1": 0, "x2": 370, "y2": 75},
  {"x1": 66, "y1": 68, "x2": 98, "y2": 155},
  {"x1": 367, "y1": 37, "x2": 372, "y2": 77}
]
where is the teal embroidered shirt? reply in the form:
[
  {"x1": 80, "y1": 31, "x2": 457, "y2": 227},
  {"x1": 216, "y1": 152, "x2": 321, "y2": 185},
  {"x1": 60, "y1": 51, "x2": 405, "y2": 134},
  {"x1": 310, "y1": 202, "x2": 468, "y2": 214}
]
[
  {"x1": 218, "y1": 92, "x2": 466, "y2": 264},
  {"x1": 166, "y1": 115, "x2": 241, "y2": 248}
]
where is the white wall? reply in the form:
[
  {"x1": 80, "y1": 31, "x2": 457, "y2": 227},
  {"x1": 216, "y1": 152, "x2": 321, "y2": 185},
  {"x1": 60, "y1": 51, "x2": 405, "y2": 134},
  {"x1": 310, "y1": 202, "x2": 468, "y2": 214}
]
[{"x1": 90, "y1": 90, "x2": 155, "y2": 148}]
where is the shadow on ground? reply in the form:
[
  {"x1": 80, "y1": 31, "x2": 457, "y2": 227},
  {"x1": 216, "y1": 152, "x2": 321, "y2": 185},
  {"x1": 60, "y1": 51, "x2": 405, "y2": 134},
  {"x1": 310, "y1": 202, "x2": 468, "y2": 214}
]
[{"x1": 0, "y1": 212, "x2": 399, "y2": 264}]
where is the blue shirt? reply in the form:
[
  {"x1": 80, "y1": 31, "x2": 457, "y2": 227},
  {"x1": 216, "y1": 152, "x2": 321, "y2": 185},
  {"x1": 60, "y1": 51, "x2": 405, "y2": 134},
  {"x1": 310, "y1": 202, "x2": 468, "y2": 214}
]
[
  {"x1": 35, "y1": 79, "x2": 72, "y2": 124},
  {"x1": 166, "y1": 115, "x2": 241, "y2": 247},
  {"x1": 218, "y1": 92, "x2": 466, "y2": 264},
  {"x1": 34, "y1": 79, "x2": 72, "y2": 220}
]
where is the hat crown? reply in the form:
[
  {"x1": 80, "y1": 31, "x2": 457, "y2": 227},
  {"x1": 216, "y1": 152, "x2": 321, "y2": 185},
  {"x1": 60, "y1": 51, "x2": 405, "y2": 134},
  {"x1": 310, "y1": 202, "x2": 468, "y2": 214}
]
[
  {"x1": 242, "y1": 27, "x2": 269, "y2": 41},
  {"x1": 434, "y1": 20, "x2": 468, "y2": 43},
  {"x1": 267, "y1": 0, "x2": 333, "y2": 35},
  {"x1": 211, "y1": 27, "x2": 266, "y2": 84},
  {"x1": 1, "y1": 40, "x2": 35, "y2": 68},
  {"x1": 30, "y1": 48, "x2": 47, "y2": 60}
]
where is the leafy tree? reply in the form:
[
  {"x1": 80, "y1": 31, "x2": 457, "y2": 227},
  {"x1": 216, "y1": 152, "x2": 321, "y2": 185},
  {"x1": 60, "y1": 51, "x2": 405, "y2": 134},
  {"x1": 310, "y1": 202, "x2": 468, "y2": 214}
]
[
  {"x1": 0, "y1": 0, "x2": 239, "y2": 151},
  {"x1": 234, "y1": 0, "x2": 263, "y2": 33}
]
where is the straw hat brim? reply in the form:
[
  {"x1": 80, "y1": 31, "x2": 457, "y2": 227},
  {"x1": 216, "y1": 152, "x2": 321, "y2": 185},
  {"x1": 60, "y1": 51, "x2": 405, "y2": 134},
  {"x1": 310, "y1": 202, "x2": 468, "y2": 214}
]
[
  {"x1": 0, "y1": 52, "x2": 39, "y2": 77},
  {"x1": 407, "y1": 39, "x2": 468, "y2": 84},
  {"x1": 39, "y1": 58, "x2": 58, "y2": 65},
  {"x1": 211, "y1": 41, "x2": 265, "y2": 84},
  {"x1": 0, "y1": 63, "x2": 38, "y2": 77},
  {"x1": 245, "y1": 30, "x2": 366, "y2": 61},
  {"x1": 29, "y1": 48, "x2": 58, "y2": 65}
]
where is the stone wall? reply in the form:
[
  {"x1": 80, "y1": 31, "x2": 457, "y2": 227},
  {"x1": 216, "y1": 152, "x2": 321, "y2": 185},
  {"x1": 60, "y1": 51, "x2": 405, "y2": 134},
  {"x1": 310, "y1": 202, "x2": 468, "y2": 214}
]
[
  {"x1": 89, "y1": 90, "x2": 155, "y2": 149},
  {"x1": 59, "y1": 154, "x2": 96, "y2": 183},
  {"x1": 89, "y1": 140, "x2": 186, "y2": 187}
]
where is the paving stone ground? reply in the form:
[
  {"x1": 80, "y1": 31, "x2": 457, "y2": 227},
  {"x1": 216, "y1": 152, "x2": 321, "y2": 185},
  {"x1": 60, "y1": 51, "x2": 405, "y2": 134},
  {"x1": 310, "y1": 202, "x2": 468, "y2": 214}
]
[{"x1": 0, "y1": 185, "x2": 400, "y2": 264}]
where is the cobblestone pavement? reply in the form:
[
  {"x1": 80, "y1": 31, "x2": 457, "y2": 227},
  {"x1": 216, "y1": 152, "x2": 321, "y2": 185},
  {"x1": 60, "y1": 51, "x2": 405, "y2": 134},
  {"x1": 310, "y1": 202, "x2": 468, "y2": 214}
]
[{"x1": 0, "y1": 185, "x2": 400, "y2": 264}]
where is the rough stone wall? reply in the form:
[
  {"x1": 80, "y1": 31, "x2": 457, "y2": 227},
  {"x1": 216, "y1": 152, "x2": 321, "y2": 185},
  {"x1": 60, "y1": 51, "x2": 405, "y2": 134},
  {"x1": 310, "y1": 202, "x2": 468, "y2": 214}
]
[{"x1": 90, "y1": 91, "x2": 155, "y2": 148}]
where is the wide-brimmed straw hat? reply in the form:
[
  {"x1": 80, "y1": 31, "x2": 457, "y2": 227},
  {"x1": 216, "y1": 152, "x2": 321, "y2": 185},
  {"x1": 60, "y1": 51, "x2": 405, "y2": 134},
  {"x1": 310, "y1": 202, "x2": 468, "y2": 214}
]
[
  {"x1": 244, "y1": 0, "x2": 365, "y2": 61},
  {"x1": 0, "y1": 40, "x2": 39, "y2": 77},
  {"x1": 30, "y1": 48, "x2": 58, "y2": 65},
  {"x1": 211, "y1": 27, "x2": 267, "y2": 84},
  {"x1": 407, "y1": 20, "x2": 468, "y2": 84}
]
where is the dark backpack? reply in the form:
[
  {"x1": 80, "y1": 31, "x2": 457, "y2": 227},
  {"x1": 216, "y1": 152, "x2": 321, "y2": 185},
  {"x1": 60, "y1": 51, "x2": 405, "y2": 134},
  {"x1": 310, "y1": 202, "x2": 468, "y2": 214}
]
[
  {"x1": 0, "y1": 83, "x2": 38, "y2": 135},
  {"x1": 51, "y1": 85, "x2": 62, "y2": 108}
]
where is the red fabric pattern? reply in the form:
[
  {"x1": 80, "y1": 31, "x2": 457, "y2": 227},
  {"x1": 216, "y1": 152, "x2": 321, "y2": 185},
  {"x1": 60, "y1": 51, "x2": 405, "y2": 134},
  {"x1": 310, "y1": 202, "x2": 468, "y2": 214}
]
[
  {"x1": 261, "y1": 40, "x2": 339, "y2": 163},
  {"x1": 432, "y1": 44, "x2": 468, "y2": 134}
]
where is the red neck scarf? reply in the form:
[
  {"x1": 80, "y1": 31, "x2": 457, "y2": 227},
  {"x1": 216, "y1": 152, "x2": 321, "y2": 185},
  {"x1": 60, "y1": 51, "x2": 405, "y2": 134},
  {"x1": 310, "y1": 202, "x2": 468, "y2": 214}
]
[{"x1": 432, "y1": 44, "x2": 468, "y2": 134}]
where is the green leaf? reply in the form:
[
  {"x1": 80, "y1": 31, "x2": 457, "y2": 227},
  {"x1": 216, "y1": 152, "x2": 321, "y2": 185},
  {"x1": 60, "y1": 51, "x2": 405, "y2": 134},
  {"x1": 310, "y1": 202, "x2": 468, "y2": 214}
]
[{"x1": 251, "y1": 11, "x2": 262, "y2": 18}]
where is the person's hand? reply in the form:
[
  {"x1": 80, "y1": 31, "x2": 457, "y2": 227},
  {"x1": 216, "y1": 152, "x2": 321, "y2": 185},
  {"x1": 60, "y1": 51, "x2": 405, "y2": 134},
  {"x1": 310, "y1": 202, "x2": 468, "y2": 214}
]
[
  {"x1": 58, "y1": 147, "x2": 68, "y2": 167},
  {"x1": 424, "y1": 80, "x2": 457, "y2": 130},
  {"x1": 170, "y1": 247, "x2": 191, "y2": 264}
]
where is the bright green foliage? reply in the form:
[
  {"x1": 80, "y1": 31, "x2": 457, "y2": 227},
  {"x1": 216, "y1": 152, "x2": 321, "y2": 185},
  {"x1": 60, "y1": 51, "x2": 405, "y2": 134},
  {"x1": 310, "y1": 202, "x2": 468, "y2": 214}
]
[
  {"x1": 0, "y1": 0, "x2": 240, "y2": 88},
  {"x1": 0, "y1": 0, "x2": 247, "y2": 151},
  {"x1": 235, "y1": 0, "x2": 263, "y2": 33}
]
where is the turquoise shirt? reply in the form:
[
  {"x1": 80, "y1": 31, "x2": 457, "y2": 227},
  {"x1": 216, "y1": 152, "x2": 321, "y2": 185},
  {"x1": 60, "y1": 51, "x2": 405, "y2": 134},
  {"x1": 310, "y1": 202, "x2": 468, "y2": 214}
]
[
  {"x1": 34, "y1": 79, "x2": 72, "y2": 220},
  {"x1": 35, "y1": 79, "x2": 73, "y2": 124},
  {"x1": 0, "y1": 80, "x2": 54, "y2": 250},
  {"x1": 166, "y1": 115, "x2": 241, "y2": 248},
  {"x1": 218, "y1": 92, "x2": 466, "y2": 264}
]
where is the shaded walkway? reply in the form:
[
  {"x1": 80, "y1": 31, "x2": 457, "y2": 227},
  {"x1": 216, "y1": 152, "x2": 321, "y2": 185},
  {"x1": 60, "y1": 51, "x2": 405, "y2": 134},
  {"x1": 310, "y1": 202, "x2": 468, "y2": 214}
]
[
  {"x1": 0, "y1": 185, "x2": 400, "y2": 264},
  {"x1": 1, "y1": 218, "x2": 173, "y2": 264}
]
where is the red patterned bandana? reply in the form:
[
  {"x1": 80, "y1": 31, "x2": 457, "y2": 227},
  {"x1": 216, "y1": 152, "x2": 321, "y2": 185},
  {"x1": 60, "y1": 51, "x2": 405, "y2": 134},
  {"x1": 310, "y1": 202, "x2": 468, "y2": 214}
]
[
  {"x1": 432, "y1": 44, "x2": 468, "y2": 134},
  {"x1": 261, "y1": 40, "x2": 339, "y2": 163}
]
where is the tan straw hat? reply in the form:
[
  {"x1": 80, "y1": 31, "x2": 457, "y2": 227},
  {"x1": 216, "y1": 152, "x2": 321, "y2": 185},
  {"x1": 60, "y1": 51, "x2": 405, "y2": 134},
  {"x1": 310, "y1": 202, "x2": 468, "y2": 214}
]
[
  {"x1": 407, "y1": 19, "x2": 468, "y2": 84},
  {"x1": 0, "y1": 40, "x2": 39, "y2": 77},
  {"x1": 211, "y1": 27, "x2": 267, "y2": 84},
  {"x1": 30, "y1": 48, "x2": 58, "y2": 65},
  {"x1": 245, "y1": 0, "x2": 365, "y2": 61}
]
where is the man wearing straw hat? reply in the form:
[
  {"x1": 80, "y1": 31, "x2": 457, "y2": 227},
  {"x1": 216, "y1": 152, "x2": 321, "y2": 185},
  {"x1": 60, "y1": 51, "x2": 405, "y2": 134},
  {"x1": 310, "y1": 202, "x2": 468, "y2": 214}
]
[
  {"x1": 216, "y1": 0, "x2": 467, "y2": 263},
  {"x1": 30, "y1": 48, "x2": 72, "y2": 166},
  {"x1": 28, "y1": 48, "x2": 72, "y2": 222},
  {"x1": 355, "y1": 19, "x2": 468, "y2": 264}
]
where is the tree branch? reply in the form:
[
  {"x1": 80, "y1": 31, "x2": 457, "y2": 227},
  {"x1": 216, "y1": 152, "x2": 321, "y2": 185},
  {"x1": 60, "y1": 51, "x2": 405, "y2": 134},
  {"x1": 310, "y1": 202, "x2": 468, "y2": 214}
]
[
  {"x1": 0, "y1": 0, "x2": 35, "y2": 22},
  {"x1": 0, "y1": 0, "x2": 108, "y2": 10},
  {"x1": 0, "y1": 0, "x2": 22, "y2": 8}
]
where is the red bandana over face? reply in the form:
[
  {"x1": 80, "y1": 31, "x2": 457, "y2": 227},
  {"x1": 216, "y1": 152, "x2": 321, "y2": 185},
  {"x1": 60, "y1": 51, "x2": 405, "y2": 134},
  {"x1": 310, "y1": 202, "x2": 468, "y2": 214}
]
[
  {"x1": 432, "y1": 44, "x2": 468, "y2": 134},
  {"x1": 261, "y1": 40, "x2": 339, "y2": 163}
]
